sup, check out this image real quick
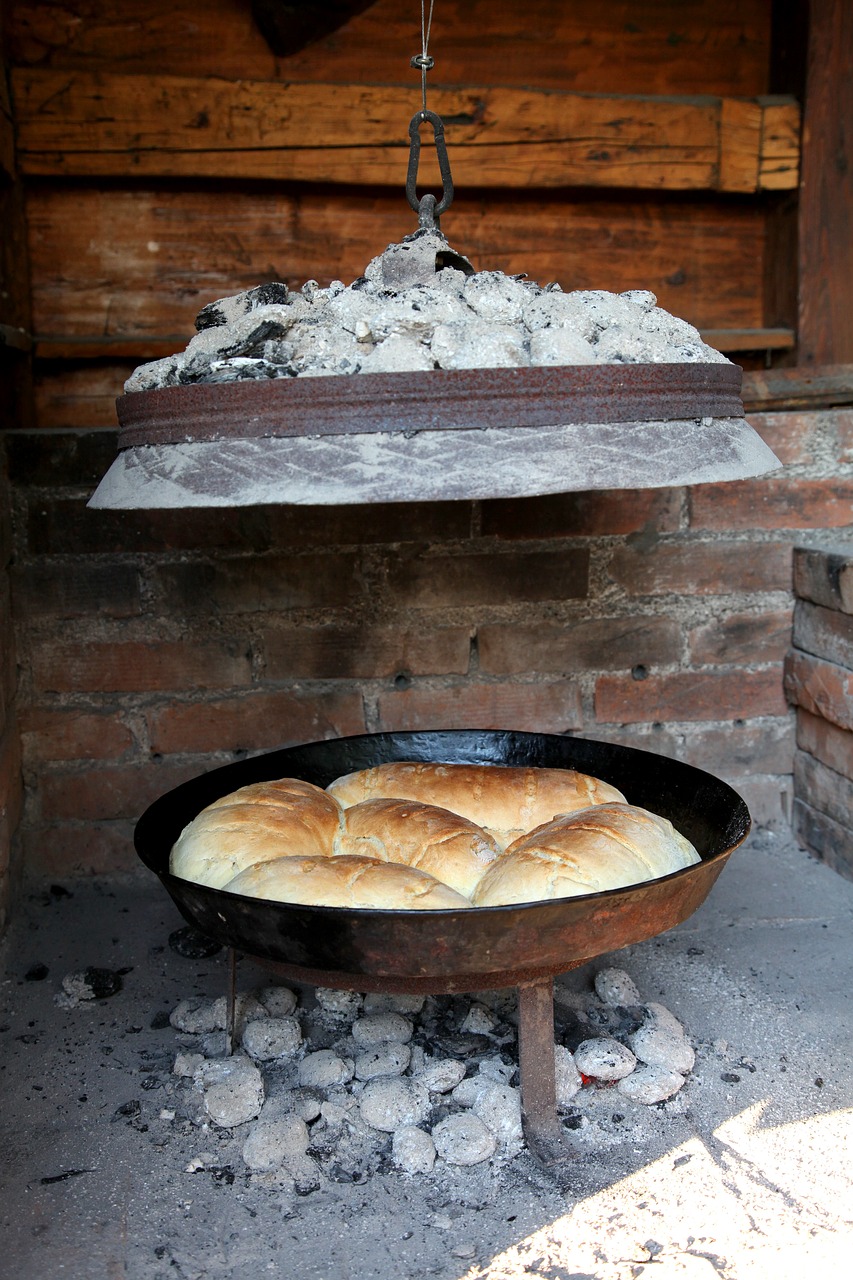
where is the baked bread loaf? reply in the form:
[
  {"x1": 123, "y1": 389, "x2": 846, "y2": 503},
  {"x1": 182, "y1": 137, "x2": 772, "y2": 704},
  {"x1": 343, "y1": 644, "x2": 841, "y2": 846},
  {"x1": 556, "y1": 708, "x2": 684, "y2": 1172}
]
[
  {"x1": 169, "y1": 779, "x2": 343, "y2": 889},
  {"x1": 327, "y1": 762, "x2": 626, "y2": 847},
  {"x1": 221, "y1": 854, "x2": 472, "y2": 910},
  {"x1": 472, "y1": 803, "x2": 700, "y2": 906},
  {"x1": 339, "y1": 798, "x2": 501, "y2": 897}
]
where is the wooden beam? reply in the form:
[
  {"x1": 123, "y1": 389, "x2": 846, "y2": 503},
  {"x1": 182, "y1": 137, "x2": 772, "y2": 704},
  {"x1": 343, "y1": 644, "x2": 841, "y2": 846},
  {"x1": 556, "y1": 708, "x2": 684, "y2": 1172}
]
[
  {"x1": 0, "y1": 67, "x2": 15, "y2": 180},
  {"x1": 742, "y1": 365, "x2": 853, "y2": 412},
  {"x1": 24, "y1": 186, "x2": 770, "y2": 342},
  {"x1": 798, "y1": 0, "x2": 853, "y2": 364},
  {"x1": 3, "y1": 0, "x2": 774, "y2": 98},
  {"x1": 11, "y1": 70, "x2": 800, "y2": 193}
]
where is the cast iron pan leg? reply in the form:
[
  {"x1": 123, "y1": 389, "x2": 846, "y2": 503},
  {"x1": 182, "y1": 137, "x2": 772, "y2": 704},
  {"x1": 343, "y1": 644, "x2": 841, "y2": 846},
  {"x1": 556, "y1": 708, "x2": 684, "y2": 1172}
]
[
  {"x1": 517, "y1": 977, "x2": 575, "y2": 1169},
  {"x1": 225, "y1": 948, "x2": 238, "y2": 1056}
]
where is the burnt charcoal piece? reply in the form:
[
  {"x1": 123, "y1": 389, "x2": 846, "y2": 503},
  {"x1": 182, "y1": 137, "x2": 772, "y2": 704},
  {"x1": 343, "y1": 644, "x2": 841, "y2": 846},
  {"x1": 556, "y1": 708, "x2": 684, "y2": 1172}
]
[
  {"x1": 150, "y1": 1011, "x2": 172, "y2": 1030},
  {"x1": 195, "y1": 303, "x2": 228, "y2": 332},
  {"x1": 81, "y1": 967, "x2": 123, "y2": 999},
  {"x1": 114, "y1": 1100, "x2": 141, "y2": 1119},
  {"x1": 562, "y1": 1110, "x2": 584, "y2": 1130},
  {"x1": 211, "y1": 1167, "x2": 235, "y2": 1185},
  {"x1": 168, "y1": 926, "x2": 222, "y2": 959},
  {"x1": 584, "y1": 1004, "x2": 645, "y2": 1039},
  {"x1": 232, "y1": 319, "x2": 291, "y2": 357},
  {"x1": 49, "y1": 884, "x2": 72, "y2": 899},
  {"x1": 25, "y1": 963, "x2": 49, "y2": 981},
  {"x1": 247, "y1": 282, "x2": 290, "y2": 308},
  {"x1": 430, "y1": 1031, "x2": 492, "y2": 1058},
  {"x1": 721, "y1": 1072, "x2": 742, "y2": 1083}
]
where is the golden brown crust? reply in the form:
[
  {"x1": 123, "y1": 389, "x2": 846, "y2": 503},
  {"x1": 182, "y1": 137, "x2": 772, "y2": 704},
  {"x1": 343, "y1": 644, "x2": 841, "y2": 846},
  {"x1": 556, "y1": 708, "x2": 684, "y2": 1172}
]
[
  {"x1": 339, "y1": 798, "x2": 501, "y2": 897},
  {"x1": 221, "y1": 854, "x2": 472, "y2": 910},
  {"x1": 471, "y1": 803, "x2": 700, "y2": 906},
  {"x1": 169, "y1": 779, "x2": 343, "y2": 889},
  {"x1": 326, "y1": 762, "x2": 626, "y2": 846}
]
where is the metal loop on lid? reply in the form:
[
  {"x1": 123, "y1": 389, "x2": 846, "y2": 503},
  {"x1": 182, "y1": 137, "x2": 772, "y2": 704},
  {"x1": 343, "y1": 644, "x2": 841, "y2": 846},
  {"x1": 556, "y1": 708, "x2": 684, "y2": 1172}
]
[{"x1": 406, "y1": 109, "x2": 455, "y2": 227}]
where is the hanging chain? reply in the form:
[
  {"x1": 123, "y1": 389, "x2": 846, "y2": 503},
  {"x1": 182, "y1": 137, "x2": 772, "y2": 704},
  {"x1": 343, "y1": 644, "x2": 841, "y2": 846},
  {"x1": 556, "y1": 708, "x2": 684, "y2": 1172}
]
[
  {"x1": 406, "y1": 0, "x2": 454, "y2": 230},
  {"x1": 411, "y1": 0, "x2": 436, "y2": 115}
]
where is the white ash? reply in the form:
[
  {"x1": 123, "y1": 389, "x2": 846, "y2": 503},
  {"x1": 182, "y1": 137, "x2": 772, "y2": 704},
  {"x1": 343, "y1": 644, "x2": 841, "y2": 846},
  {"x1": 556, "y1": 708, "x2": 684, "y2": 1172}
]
[
  {"x1": 594, "y1": 967, "x2": 643, "y2": 1007},
  {"x1": 616, "y1": 1063, "x2": 688, "y2": 1105},
  {"x1": 298, "y1": 1049, "x2": 354, "y2": 1089},
  {"x1": 164, "y1": 965, "x2": 698, "y2": 1181},
  {"x1": 240, "y1": 1015, "x2": 302, "y2": 1062},
  {"x1": 351, "y1": 1011, "x2": 413, "y2": 1047},
  {"x1": 124, "y1": 229, "x2": 729, "y2": 395},
  {"x1": 392, "y1": 1124, "x2": 436, "y2": 1174},
  {"x1": 432, "y1": 1113, "x2": 497, "y2": 1166},
  {"x1": 194, "y1": 1054, "x2": 265, "y2": 1128},
  {"x1": 355, "y1": 1041, "x2": 412, "y2": 1081},
  {"x1": 359, "y1": 1077, "x2": 431, "y2": 1132},
  {"x1": 574, "y1": 1037, "x2": 638, "y2": 1081}
]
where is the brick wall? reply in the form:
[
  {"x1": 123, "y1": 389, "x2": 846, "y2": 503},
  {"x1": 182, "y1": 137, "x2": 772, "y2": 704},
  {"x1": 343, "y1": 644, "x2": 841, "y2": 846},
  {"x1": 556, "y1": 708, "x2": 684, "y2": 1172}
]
[
  {"x1": 0, "y1": 448, "x2": 23, "y2": 927},
  {"x1": 5, "y1": 399, "x2": 852, "y2": 877},
  {"x1": 786, "y1": 546, "x2": 853, "y2": 880}
]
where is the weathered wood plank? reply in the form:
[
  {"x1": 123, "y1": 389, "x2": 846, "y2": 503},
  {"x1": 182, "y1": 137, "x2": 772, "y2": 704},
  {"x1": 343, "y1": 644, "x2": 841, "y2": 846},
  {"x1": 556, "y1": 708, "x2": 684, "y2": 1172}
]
[
  {"x1": 6, "y1": 0, "x2": 773, "y2": 97},
  {"x1": 12, "y1": 70, "x2": 799, "y2": 193},
  {"x1": 742, "y1": 365, "x2": 853, "y2": 412},
  {"x1": 25, "y1": 185, "x2": 768, "y2": 340},
  {"x1": 758, "y1": 99, "x2": 801, "y2": 189},
  {"x1": 0, "y1": 65, "x2": 15, "y2": 181},
  {"x1": 798, "y1": 0, "x2": 853, "y2": 365}
]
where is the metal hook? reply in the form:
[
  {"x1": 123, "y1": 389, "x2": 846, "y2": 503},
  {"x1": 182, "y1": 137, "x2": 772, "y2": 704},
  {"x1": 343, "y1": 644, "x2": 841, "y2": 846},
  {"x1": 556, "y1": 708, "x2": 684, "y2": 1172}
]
[{"x1": 406, "y1": 109, "x2": 454, "y2": 229}]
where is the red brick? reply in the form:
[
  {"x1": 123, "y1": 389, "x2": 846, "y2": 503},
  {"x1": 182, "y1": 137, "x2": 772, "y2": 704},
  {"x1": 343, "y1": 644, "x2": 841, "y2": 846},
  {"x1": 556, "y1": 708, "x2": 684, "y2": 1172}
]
[
  {"x1": 796, "y1": 708, "x2": 853, "y2": 783},
  {"x1": 689, "y1": 478, "x2": 853, "y2": 531},
  {"x1": 729, "y1": 774, "x2": 792, "y2": 827},
  {"x1": 384, "y1": 549, "x2": 589, "y2": 608},
  {"x1": 154, "y1": 553, "x2": 364, "y2": 614},
  {"x1": 377, "y1": 680, "x2": 583, "y2": 734},
  {"x1": 838, "y1": 409, "x2": 853, "y2": 464},
  {"x1": 478, "y1": 617, "x2": 681, "y2": 674},
  {"x1": 0, "y1": 728, "x2": 23, "y2": 835},
  {"x1": 148, "y1": 688, "x2": 366, "y2": 754},
  {"x1": 31, "y1": 638, "x2": 253, "y2": 693},
  {"x1": 40, "y1": 760, "x2": 203, "y2": 822},
  {"x1": 792, "y1": 798, "x2": 853, "y2": 882},
  {"x1": 793, "y1": 600, "x2": 853, "y2": 670},
  {"x1": 746, "y1": 411, "x2": 821, "y2": 466},
  {"x1": 596, "y1": 717, "x2": 794, "y2": 776},
  {"x1": 20, "y1": 709, "x2": 136, "y2": 763},
  {"x1": 595, "y1": 669, "x2": 787, "y2": 724},
  {"x1": 22, "y1": 822, "x2": 139, "y2": 877},
  {"x1": 794, "y1": 749, "x2": 853, "y2": 829},
  {"x1": 268, "y1": 503, "x2": 472, "y2": 546},
  {"x1": 688, "y1": 608, "x2": 792, "y2": 664},
  {"x1": 784, "y1": 651, "x2": 853, "y2": 732},
  {"x1": 264, "y1": 626, "x2": 471, "y2": 680},
  {"x1": 608, "y1": 540, "x2": 792, "y2": 595},
  {"x1": 5, "y1": 429, "x2": 119, "y2": 486},
  {"x1": 11, "y1": 562, "x2": 141, "y2": 618},
  {"x1": 26, "y1": 497, "x2": 275, "y2": 555},
  {"x1": 793, "y1": 547, "x2": 853, "y2": 615},
  {"x1": 480, "y1": 489, "x2": 682, "y2": 539}
]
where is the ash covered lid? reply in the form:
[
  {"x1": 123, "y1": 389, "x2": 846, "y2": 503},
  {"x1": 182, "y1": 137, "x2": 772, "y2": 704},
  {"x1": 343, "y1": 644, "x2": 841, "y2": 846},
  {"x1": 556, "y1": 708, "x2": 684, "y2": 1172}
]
[
  {"x1": 124, "y1": 230, "x2": 730, "y2": 396},
  {"x1": 89, "y1": 231, "x2": 779, "y2": 510}
]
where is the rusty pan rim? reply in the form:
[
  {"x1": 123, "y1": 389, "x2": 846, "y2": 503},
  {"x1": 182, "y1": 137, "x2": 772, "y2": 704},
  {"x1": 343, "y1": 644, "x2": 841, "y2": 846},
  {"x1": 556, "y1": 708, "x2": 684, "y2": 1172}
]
[{"x1": 116, "y1": 363, "x2": 744, "y2": 450}]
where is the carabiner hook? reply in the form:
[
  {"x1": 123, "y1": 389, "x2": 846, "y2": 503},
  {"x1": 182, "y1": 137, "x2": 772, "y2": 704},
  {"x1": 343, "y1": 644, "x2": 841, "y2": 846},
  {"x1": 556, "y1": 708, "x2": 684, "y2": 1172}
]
[{"x1": 406, "y1": 109, "x2": 454, "y2": 230}]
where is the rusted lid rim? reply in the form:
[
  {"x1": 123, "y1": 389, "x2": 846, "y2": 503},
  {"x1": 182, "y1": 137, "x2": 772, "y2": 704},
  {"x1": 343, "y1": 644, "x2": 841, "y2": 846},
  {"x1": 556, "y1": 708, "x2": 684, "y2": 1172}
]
[{"x1": 116, "y1": 363, "x2": 743, "y2": 450}]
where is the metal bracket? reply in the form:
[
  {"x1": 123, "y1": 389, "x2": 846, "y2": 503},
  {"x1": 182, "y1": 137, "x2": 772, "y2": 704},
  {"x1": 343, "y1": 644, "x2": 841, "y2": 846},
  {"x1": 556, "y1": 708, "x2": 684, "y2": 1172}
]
[{"x1": 406, "y1": 109, "x2": 454, "y2": 230}]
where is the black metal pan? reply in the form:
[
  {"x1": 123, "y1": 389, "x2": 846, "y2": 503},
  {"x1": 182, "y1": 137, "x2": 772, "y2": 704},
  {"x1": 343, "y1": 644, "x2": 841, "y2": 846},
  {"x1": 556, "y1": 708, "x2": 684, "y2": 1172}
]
[{"x1": 134, "y1": 730, "x2": 749, "y2": 993}]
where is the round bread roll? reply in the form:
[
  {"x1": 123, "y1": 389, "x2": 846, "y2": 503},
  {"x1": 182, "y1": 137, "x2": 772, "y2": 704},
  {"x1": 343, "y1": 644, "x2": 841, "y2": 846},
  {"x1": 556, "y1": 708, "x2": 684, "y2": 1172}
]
[
  {"x1": 339, "y1": 798, "x2": 501, "y2": 897},
  {"x1": 169, "y1": 778, "x2": 343, "y2": 889},
  {"x1": 326, "y1": 761, "x2": 626, "y2": 847},
  {"x1": 472, "y1": 803, "x2": 700, "y2": 906},
  {"x1": 221, "y1": 854, "x2": 472, "y2": 910}
]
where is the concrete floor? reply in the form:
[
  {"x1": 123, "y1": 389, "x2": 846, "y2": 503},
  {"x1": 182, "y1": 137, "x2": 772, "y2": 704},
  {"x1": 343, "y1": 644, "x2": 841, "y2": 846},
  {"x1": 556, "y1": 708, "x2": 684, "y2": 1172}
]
[{"x1": 1, "y1": 825, "x2": 851, "y2": 1280}]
